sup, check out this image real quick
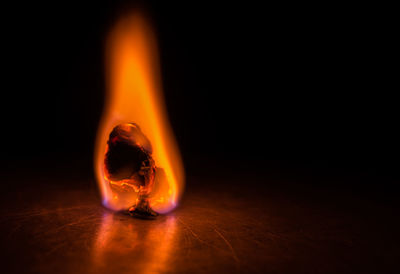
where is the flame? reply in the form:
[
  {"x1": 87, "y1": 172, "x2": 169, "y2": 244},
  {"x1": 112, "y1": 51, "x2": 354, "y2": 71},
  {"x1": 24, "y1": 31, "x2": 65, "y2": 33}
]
[{"x1": 94, "y1": 12, "x2": 184, "y2": 213}]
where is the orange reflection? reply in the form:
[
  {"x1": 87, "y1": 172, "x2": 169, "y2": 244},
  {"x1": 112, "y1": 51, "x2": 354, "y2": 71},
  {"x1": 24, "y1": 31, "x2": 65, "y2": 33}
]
[
  {"x1": 94, "y1": 11, "x2": 184, "y2": 213},
  {"x1": 92, "y1": 211, "x2": 177, "y2": 273}
]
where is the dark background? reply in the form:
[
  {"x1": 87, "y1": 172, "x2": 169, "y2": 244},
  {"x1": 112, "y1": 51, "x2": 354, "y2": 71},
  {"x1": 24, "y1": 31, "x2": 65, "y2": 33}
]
[{"x1": 1, "y1": 1, "x2": 398, "y2": 197}]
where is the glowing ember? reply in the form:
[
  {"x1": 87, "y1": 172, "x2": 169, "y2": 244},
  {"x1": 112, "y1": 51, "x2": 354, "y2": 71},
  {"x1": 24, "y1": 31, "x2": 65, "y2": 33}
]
[
  {"x1": 104, "y1": 123, "x2": 158, "y2": 218},
  {"x1": 94, "y1": 11, "x2": 184, "y2": 214}
]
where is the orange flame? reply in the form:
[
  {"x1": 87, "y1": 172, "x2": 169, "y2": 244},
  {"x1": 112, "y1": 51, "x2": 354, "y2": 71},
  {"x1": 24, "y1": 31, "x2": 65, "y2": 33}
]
[{"x1": 94, "y1": 12, "x2": 184, "y2": 213}]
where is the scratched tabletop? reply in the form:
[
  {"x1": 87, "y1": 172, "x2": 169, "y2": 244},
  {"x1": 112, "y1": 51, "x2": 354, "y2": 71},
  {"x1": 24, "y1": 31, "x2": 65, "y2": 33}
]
[{"x1": 0, "y1": 170, "x2": 399, "y2": 274}]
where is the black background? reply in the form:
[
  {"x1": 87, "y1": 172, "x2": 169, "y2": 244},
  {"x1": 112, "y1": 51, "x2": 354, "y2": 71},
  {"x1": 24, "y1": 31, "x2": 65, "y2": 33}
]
[{"x1": 1, "y1": 1, "x2": 398, "y2": 196}]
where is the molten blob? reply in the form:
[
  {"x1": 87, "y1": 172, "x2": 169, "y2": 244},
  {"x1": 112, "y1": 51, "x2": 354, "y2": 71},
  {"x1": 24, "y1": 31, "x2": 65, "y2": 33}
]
[
  {"x1": 94, "y1": 11, "x2": 184, "y2": 214},
  {"x1": 104, "y1": 123, "x2": 157, "y2": 218}
]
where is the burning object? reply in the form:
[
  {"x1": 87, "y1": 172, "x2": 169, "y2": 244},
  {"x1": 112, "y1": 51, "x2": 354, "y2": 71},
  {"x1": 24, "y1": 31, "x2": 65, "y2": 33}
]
[
  {"x1": 104, "y1": 123, "x2": 157, "y2": 218},
  {"x1": 94, "y1": 11, "x2": 184, "y2": 215}
]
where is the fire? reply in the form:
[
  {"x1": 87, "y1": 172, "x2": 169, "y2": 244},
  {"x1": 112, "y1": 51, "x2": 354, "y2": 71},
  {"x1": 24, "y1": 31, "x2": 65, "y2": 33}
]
[{"x1": 94, "y1": 12, "x2": 184, "y2": 214}]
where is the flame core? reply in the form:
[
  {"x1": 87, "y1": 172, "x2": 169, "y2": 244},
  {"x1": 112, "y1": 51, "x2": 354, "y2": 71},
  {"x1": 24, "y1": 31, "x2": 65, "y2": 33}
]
[{"x1": 94, "y1": 12, "x2": 184, "y2": 214}]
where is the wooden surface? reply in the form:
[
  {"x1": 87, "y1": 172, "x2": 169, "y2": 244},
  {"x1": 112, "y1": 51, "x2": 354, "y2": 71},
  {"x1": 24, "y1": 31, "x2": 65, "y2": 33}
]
[{"x1": 0, "y1": 172, "x2": 398, "y2": 274}]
